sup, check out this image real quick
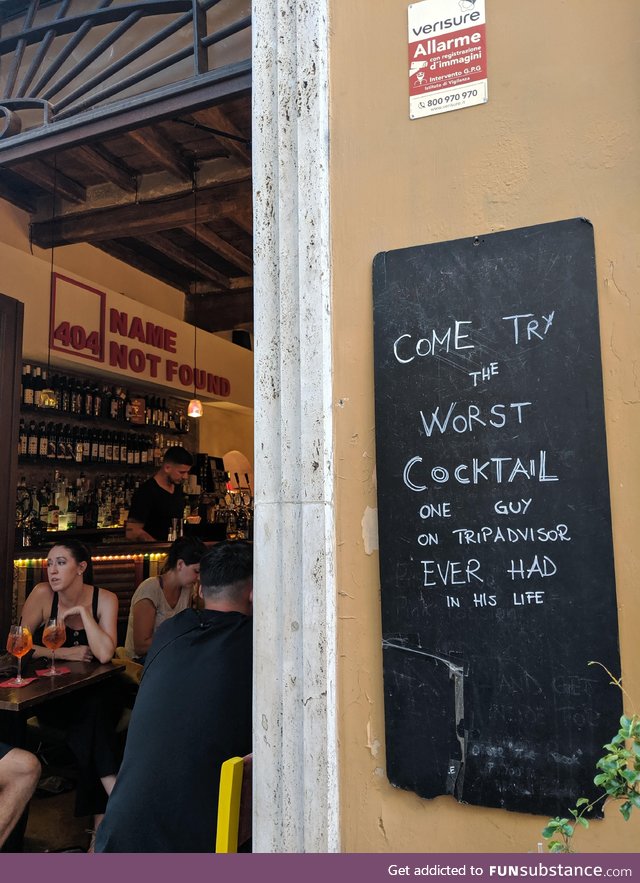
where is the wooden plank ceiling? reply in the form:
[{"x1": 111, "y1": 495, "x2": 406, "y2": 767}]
[{"x1": 0, "y1": 93, "x2": 253, "y2": 334}]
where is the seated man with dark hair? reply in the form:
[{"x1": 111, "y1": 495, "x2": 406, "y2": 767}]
[
  {"x1": 0, "y1": 743, "x2": 41, "y2": 848},
  {"x1": 126, "y1": 445, "x2": 193, "y2": 542},
  {"x1": 96, "y1": 541, "x2": 253, "y2": 853}
]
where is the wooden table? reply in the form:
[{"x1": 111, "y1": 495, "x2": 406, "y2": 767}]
[
  {"x1": 0, "y1": 660, "x2": 125, "y2": 745},
  {"x1": 0, "y1": 660, "x2": 125, "y2": 852}
]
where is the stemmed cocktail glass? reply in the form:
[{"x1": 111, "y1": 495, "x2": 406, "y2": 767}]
[
  {"x1": 5, "y1": 625, "x2": 33, "y2": 686},
  {"x1": 41, "y1": 617, "x2": 66, "y2": 676}
]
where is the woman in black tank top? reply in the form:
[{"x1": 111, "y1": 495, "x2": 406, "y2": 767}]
[
  {"x1": 22, "y1": 540, "x2": 118, "y2": 664},
  {"x1": 20, "y1": 540, "x2": 121, "y2": 836}
]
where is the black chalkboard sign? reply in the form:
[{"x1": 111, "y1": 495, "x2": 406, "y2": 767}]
[{"x1": 373, "y1": 219, "x2": 621, "y2": 816}]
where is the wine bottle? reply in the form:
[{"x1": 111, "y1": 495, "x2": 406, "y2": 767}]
[
  {"x1": 83, "y1": 379, "x2": 93, "y2": 416},
  {"x1": 73, "y1": 427, "x2": 84, "y2": 464},
  {"x1": 27, "y1": 419, "x2": 38, "y2": 458},
  {"x1": 18, "y1": 419, "x2": 27, "y2": 458},
  {"x1": 89, "y1": 428, "x2": 99, "y2": 463},
  {"x1": 47, "y1": 422, "x2": 58, "y2": 460},
  {"x1": 110, "y1": 387, "x2": 120, "y2": 420},
  {"x1": 56, "y1": 423, "x2": 66, "y2": 460},
  {"x1": 81, "y1": 427, "x2": 90, "y2": 462},
  {"x1": 37, "y1": 421, "x2": 48, "y2": 459},
  {"x1": 63, "y1": 424, "x2": 74, "y2": 460},
  {"x1": 92, "y1": 382, "x2": 102, "y2": 418},
  {"x1": 22, "y1": 364, "x2": 34, "y2": 407},
  {"x1": 105, "y1": 430, "x2": 113, "y2": 463},
  {"x1": 98, "y1": 429, "x2": 106, "y2": 463},
  {"x1": 32, "y1": 366, "x2": 43, "y2": 408},
  {"x1": 120, "y1": 432, "x2": 128, "y2": 465},
  {"x1": 60, "y1": 375, "x2": 70, "y2": 412}
]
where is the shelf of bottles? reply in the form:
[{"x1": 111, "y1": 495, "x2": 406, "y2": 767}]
[
  {"x1": 16, "y1": 361, "x2": 198, "y2": 547},
  {"x1": 19, "y1": 361, "x2": 191, "y2": 468},
  {"x1": 17, "y1": 470, "x2": 144, "y2": 541}
]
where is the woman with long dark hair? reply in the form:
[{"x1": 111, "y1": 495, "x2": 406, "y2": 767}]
[
  {"x1": 124, "y1": 535, "x2": 206, "y2": 661},
  {"x1": 20, "y1": 540, "x2": 120, "y2": 843}
]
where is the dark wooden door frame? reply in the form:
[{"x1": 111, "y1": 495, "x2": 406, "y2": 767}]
[{"x1": 0, "y1": 292, "x2": 24, "y2": 638}]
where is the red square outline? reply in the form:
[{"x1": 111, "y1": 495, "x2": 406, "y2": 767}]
[{"x1": 50, "y1": 273, "x2": 106, "y2": 363}]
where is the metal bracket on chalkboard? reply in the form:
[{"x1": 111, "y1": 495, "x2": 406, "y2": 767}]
[{"x1": 382, "y1": 640, "x2": 467, "y2": 798}]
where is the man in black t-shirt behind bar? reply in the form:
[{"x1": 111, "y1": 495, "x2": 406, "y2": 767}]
[{"x1": 126, "y1": 446, "x2": 193, "y2": 542}]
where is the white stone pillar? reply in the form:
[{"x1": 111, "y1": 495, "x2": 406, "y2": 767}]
[{"x1": 252, "y1": 0, "x2": 338, "y2": 853}]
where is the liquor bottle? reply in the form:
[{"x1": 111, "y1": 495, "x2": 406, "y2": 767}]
[
  {"x1": 63, "y1": 424, "x2": 74, "y2": 460},
  {"x1": 98, "y1": 429, "x2": 106, "y2": 463},
  {"x1": 84, "y1": 490, "x2": 98, "y2": 529},
  {"x1": 73, "y1": 427, "x2": 84, "y2": 464},
  {"x1": 83, "y1": 379, "x2": 93, "y2": 417},
  {"x1": 48, "y1": 498, "x2": 59, "y2": 530},
  {"x1": 120, "y1": 432, "x2": 128, "y2": 465},
  {"x1": 32, "y1": 366, "x2": 43, "y2": 408},
  {"x1": 112, "y1": 432, "x2": 121, "y2": 463},
  {"x1": 105, "y1": 430, "x2": 113, "y2": 463},
  {"x1": 22, "y1": 364, "x2": 34, "y2": 407},
  {"x1": 70, "y1": 378, "x2": 82, "y2": 415},
  {"x1": 92, "y1": 382, "x2": 102, "y2": 418},
  {"x1": 38, "y1": 483, "x2": 50, "y2": 529},
  {"x1": 56, "y1": 484, "x2": 69, "y2": 529},
  {"x1": 18, "y1": 418, "x2": 27, "y2": 458},
  {"x1": 47, "y1": 422, "x2": 58, "y2": 460},
  {"x1": 89, "y1": 428, "x2": 99, "y2": 463},
  {"x1": 40, "y1": 368, "x2": 50, "y2": 403},
  {"x1": 37, "y1": 421, "x2": 48, "y2": 459},
  {"x1": 56, "y1": 423, "x2": 66, "y2": 460},
  {"x1": 75, "y1": 488, "x2": 85, "y2": 529},
  {"x1": 102, "y1": 384, "x2": 112, "y2": 419},
  {"x1": 145, "y1": 395, "x2": 152, "y2": 425},
  {"x1": 81, "y1": 427, "x2": 90, "y2": 462},
  {"x1": 60, "y1": 375, "x2": 71, "y2": 413},
  {"x1": 27, "y1": 419, "x2": 38, "y2": 459},
  {"x1": 110, "y1": 387, "x2": 120, "y2": 420},
  {"x1": 66, "y1": 488, "x2": 77, "y2": 530}
]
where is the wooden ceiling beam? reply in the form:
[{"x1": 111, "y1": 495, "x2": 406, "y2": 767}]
[
  {"x1": 185, "y1": 289, "x2": 254, "y2": 332},
  {"x1": 189, "y1": 276, "x2": 252, "y2": 294},
  {"x1": 95, "y1": 240, "x2": 190, "y2": 292},
  {"x1": 225, "y1": 205, "x2": 253, "y2": 235},
  {"x1": 0, "y1": 172, "x2": 36, "y2": 213},
  {"x1": 30, "y1": 182, "x2": 251, "y2": 246},
  {"x1": 74, "y1": 144, "x2": 138, "y2": 193},
  {"x1": 143, "y1": 232, "x2": 236, "y2": 290},
  {"x1": 183, "y1": 223, "x2": 253, "y2": 274},
  {"x1": 15, "y1": 159, "x2": 86, "y2": 203},
  {"x1": 127, "y1": 126, "x2": 192, "y2": 180},
  {"x1": 191, "y1": 105, "x2": 251, "y2": 165}
]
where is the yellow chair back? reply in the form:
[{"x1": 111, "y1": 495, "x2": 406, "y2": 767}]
[{"x1": 216, "y1": 754, "x2": 252, "y2": 853}]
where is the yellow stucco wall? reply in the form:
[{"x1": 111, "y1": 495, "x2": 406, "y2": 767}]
[
  {"x1": 330, "y1": 0, "x2": 639, "y2": 852},
  {"x1": 1, "y1": 201, "x2": 184, "y2": 319}
]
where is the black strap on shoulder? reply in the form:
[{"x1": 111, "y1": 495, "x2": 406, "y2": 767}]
[
  {"x1": 92, "y1": 585, "x2": 99, "y2": 619},
  {"x1": 51, "y1": 592, "x2": 59, "y2": 618}
]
